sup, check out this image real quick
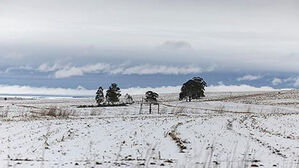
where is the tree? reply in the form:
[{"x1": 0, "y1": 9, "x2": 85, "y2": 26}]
[
  {"x1": 179, "y1": 77, "x2": 207, "y2": 102},
  {"x1": 95, "y1": 87, "x2": 104, "y2": 105},
  {"x1": 145, "y1": 91, "x2": 159, "y2": 102},
  {"x1": 124, "y1": 93, "x2": 134, "y2": 104},
  {"x1": 145, "y1": 91, "x2": 159, "y2": 114},
  {"x1": 106, "y1": 83, "x2": 121, "y2": 104}
]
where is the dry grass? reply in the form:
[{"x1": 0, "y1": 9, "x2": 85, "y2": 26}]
[
  {"x1": 41, "y1": 106, "x2": 75, "y2": 118},
  {"x1": 90, "y1": 109, "x2": 104, "y2": 116},
  {"x1": 0, "y1": 107, "x2": 9, "y2": 118},
  {"x1": 215, "y1": 104, "x2": 225, "y2": 113}
]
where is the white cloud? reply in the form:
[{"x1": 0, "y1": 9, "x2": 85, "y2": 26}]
[
  {"x1": 293, "y1": 78, "x2": 299, "y2": 87},
  {"x1": 270, "y1": 76, "x2": 299, "y2": 87},
  {"x1": 159, "y1": 40, "x2": 192, "y2": 50},
  {"x1": 38, "y1": 63, "x2": 64, "y2": 72},
  {"x1": 206, "y1": 84, "x2": 276, "y2": 92},
  {"x1": 272, "y1": 78, "x2": 282, "y2": 85},
  {"x1": 237, "y1": 75, "x2": 261, "y2": 81},
  {"x1": 0, "y1": 84, "x2": 277, "y2": 97},
  {"x1": 34, "y1": 63, "x2": 212, "y2": 78},
  {"x1": 122, "y1": 64, "x2": 204, "y2": 75},
  {"x1": 5, "y1": 65, "x2": 33, "y2": 73},
  {"x1": 284, "y1": 76, "x2": 297, "y2": 83},
  {"x1": 80, "y1": 63, "x2": 111, "y2": 73},
  {"x1": 54, "y1": 63, "x2": 111, "y2": 78},
  {"x1": 54, "y1": 67, "x2": 84, "y2": 79},
  {"x1": 125, "y1": 84, "x2": 276, "y2": 95},
  {"x1": 0, "y1": 85, "x2": 94, "y2": 96},
  {"x1": 122, "y1": 86, "x2": 181, "y2": 95},
  {"x1": 1, "y1": 0, "x2": 299, "y2": 73}
]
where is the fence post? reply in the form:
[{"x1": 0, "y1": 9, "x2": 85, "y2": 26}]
[{"x1": 139, "y1": 98, "x2": 143, "y2": 115}]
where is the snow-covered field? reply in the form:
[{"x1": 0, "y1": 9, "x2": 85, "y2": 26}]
[{"x1": 1, "y1": 90, "x2": 299, "y2": 167}]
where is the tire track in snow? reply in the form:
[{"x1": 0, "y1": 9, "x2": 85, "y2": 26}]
[{"x1": 232, "y1": 115, "x2": 288, "y2": 159}]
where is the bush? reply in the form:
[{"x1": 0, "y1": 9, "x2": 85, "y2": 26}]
[{"x1": 124, "y1": 93, "x2": 134, "y2": 104}]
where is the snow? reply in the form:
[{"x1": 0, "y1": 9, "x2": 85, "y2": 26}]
[{"x1": 0, "y1": 90, "x2": 299, "y2": 167}]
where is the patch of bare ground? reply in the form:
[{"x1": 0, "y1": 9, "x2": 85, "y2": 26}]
[{"x1": 168, "y1": 122, "x2": 188, "y2": 153}]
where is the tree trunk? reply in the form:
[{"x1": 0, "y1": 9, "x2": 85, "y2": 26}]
[
  {"x1": 189, "y1": 96, "x2": 191, "y2": 102},
  {"x1": 149, "y1": 103, "x2": 152, "y2": 114}
]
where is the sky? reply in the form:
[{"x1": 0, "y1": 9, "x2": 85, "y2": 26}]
[{"x1": 0, "y1": 0, "x2": 299, "y2": 95}]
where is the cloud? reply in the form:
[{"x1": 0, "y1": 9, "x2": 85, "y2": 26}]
[
  {"x1": 272, "y1": 78, "x2": 282, "y2": 85},
  {"x1": 269, "y1": 76, "x2": 299, "y2": 87},
  {"x1": 159, "y1": 40, "x2": 192, "y2": 50},
  {"x1": 33, "y1": 62, "x2": 212, "y2": 78},
  {"x1": 206, "y1": 84, "x2": 276, "y2": 92},
  {"x1": 270, "y1": 76, "x2": 299, "y2": 87},
  {"x1": 124, "y1": 84, "x2": 276, "y2": 94},
  {"x1": 0, "y1": 85, "x2": 94, "y2": 96},
  {"x1": 237, "y1": 75, "x2": 261, "y2": 81},
  {"x1": 54, "y1": 67, "x2": 84, "y2": 79},
  {"x1": 122, "y1": 64, "x2": 203, "y2": 75},
  {"x1": 293, "y1": 78, "x2": 299, "y2": 87},
  {"x1": 38, "y1": 63, "x2": 64, "y2": 72},
  {"x1": 54, "y1": 63, "x2": 111, "y2": 78},
  {"x1": 1, "y1": 0, "x2": 299, "y2": 74},
  {"x1": 0, "y1": 84, "x2": 277, "y2": 97},
  {"x1": 122, "y1": 86, "x2": 181, "y2": 95},
  {"x1": 284, "y1": 76, "x2": 297, "y2": 83},
  {"x1": 5, "y1": 65, "x2": 34, "y2": 73},
  {"x1": 281, "y1": 77, "x2": 299, "y2": 87}
]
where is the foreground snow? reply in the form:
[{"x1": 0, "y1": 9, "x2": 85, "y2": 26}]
[{"x1": 0, "y1": 90, "x2": 299, "y2": 167}]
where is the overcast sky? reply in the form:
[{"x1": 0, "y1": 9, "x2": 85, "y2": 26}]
[{"x1": 0, "y1": 0, "x2": 299, "y2": 91}]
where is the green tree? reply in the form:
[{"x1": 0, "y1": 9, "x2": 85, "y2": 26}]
[
  {"x1": 145, "y1": 91, "x2": 159, "y2": 114},
  {"x1": 95, "y1": 86, "x2": 104, "y2": 105},
  {"x1": 179, "y1": 77, "x2": 207, "y2": 102},
  {"x1": 106, "y1": 83, "x2": 121, "y2": 104},
  {"x1": 145, "y1": 91, "x2": 159, "y2": 102}
]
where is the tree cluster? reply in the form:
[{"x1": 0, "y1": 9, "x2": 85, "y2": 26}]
[
  {"x1": 95, "y1": 76, "x2": 206, "y2": 107},
  {"x1": 95, "y1": 83, "x2": 133, "y2": 106}
]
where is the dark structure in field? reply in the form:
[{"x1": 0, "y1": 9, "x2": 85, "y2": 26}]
[{"x1": 139, "y1": 91, "x2": 160, "y2": 114}]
